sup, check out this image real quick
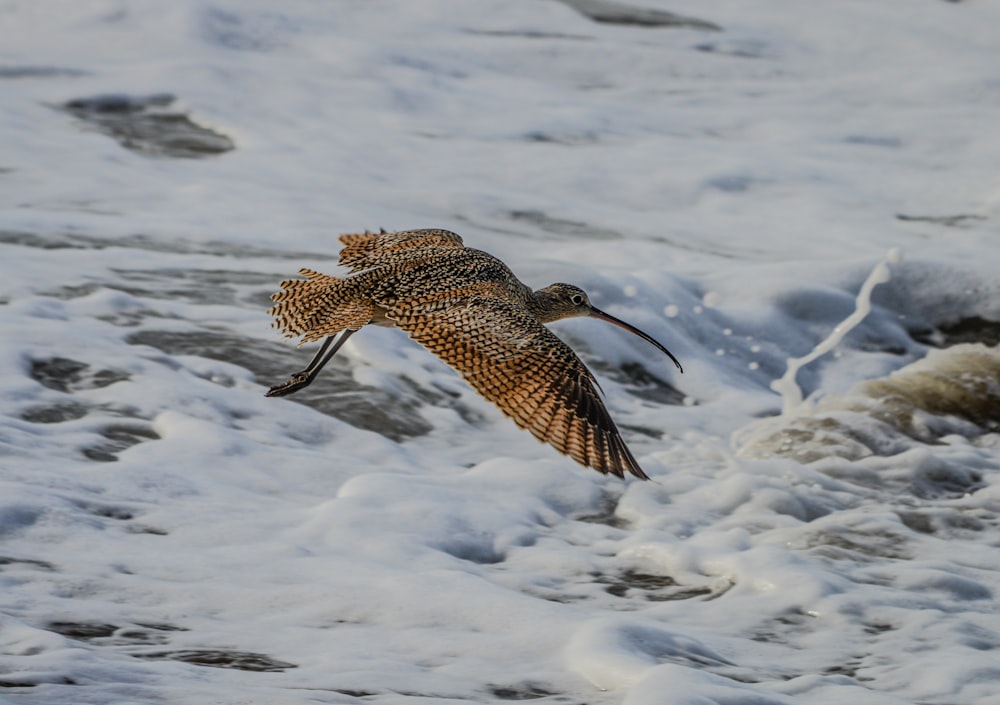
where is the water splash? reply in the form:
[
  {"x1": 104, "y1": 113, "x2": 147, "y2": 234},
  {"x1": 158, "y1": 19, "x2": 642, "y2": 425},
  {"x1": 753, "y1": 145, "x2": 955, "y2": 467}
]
[{"x1": 772, "y1": 249, "x2": 903, "y2": 414}]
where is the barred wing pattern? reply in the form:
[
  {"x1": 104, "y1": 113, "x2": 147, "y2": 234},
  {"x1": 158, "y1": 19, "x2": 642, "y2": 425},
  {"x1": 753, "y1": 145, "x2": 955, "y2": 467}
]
[
  {"x1": 338, "y1": 229, "x2": 466, "y2": 272},
  {"x1": 387, "y1": 295, "x2": 648, "y2": 479}
]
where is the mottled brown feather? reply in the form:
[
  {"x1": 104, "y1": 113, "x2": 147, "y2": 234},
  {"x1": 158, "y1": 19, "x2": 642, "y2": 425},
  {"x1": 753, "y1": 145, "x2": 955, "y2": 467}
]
[
  {"x1": 269, "y1": 268, "x2": 376, "y2": 343},
  {"x1": 383, "y1": 296, "x2": 647, "y2": 479},
  {"x1": 338, "y1": 228, "x2": 465, "y2": 272},
  {"x1": 268, "y1": 228, "x2": 657, "y2": 479}
]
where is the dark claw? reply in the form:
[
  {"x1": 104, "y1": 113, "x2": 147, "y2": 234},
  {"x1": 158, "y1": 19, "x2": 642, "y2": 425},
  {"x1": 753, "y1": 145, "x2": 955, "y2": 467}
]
[
  {"x1": 265, "y1": 330, "x2": 357, "y2": 398},
  {"x1": 265, "y1": 372, "x2": 311, "y2": 397}
]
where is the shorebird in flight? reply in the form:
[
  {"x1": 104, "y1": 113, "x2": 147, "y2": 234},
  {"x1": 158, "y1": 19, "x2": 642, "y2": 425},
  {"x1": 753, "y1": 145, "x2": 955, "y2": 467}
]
[{"x1": 267, "y1": 229, "x2": 682, "y2": 479}]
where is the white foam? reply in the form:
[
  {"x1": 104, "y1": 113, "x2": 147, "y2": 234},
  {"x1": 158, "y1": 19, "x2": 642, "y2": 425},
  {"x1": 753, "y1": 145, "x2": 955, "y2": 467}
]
[
  {"x1": 1, "y1": 3, "x2": 999, "y2": 704},
  {"x1": 772, "y1": 251, "x2": 900, "y2": 414}
]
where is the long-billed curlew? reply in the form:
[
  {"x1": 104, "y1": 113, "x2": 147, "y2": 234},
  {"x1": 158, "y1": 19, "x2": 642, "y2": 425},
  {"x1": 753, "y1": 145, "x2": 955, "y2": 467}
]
[{"x1": 266, "y1": 228, "x2": 682, "y2": 479}]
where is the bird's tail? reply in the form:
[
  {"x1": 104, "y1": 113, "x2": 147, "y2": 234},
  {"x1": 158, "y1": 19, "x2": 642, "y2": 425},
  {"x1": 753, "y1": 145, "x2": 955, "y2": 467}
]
[{"x1": 268, "y1": 268, "x2": 373, "y2": 344}]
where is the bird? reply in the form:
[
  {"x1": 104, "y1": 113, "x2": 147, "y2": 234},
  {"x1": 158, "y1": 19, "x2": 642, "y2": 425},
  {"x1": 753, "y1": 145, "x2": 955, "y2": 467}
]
[{"x1": 266, "y1": 228, "x2": 682, "y2": 479}]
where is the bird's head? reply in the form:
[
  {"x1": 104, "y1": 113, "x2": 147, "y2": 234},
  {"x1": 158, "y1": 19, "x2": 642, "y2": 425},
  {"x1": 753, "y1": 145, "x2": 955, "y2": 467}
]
[
  {"x1": 532, "y1": 283, "x2": 683, "y2": 372},
  {"x1": 532, "y1": 283, "x2": 593, "y2": 321}
]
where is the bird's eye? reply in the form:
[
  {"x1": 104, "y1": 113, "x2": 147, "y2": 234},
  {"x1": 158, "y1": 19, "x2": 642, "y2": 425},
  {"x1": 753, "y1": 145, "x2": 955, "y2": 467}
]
[{"x1": 570, "y1": 294, "x2": 585, "y2": 306}]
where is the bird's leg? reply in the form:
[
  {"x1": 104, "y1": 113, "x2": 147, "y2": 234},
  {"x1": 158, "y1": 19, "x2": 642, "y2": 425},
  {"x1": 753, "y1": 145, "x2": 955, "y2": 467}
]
[{"x1": 266, "y1": 329, "x2": 356, "y2": 397}]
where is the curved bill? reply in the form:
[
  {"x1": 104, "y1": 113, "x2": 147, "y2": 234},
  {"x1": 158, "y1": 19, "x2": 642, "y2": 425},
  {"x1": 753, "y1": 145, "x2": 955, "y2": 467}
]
[{"x1": 588, "y1": 306, "x2": 683, "y2": 373}]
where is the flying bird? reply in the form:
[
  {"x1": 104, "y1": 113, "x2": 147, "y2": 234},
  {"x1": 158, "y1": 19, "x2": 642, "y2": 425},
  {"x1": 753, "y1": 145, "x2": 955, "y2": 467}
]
[{"x1": 267, "y1": 228, "x2": 682, "y2": 479}]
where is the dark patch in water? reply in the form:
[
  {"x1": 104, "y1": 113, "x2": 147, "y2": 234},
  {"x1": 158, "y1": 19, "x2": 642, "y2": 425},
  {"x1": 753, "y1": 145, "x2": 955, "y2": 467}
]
[
  {"x1": 896, "y1": 213, "x2": 986, "y2": 228},
  {"x1": 597, "y1": 569, "x2": 714, "y2": 601},
  {"x1": 0, "y1": 229, "x2": 322, "y2": 260},
  {"x1": 201, "y1": 8, "x2": 295, "y2": 52},
  {"x1": 132, "y1": 649, "x2": 296, "y2": 672},
  {"x1": 602, "y1": 569, "x2": 677, "y2": 596},
  {"x1": 48, "y1": 621, "x2": 118, "y2": 641},
  {"x1": 803, "y1": 528, "x2": 910, "y2": 561},
  {"x1": 128, "y1": 329, "x2": 434, "y2": 440},
  {"x1": 136, "y1": 622, "x2": 188, "y2": 632},
  {"x1": 896, "y1": 510, "x2": 936, "y2": 535},
  {"x1": 822, "y1": 659, "x2": 864, "y2": 679},
  {"x1": 910, "y1": 464, "x2": 984, "y2": 500},
  {"x1": 694, "y1": 40, "x2": 771, "y2": 59},
  {"x1": 49, "y1": 621, "x2": 188, "y2": 649},
  {"x1": 845, "y1": 135, "x2": 903, "y2": 148},
  {"x1": 466, "y1": 28, "x2": 593, "y2": 41},
  {"x1": 617, "y1": 362, "x2": 686, "y2": 405},
  {"x1": 706, "y1": 174, "x2": 755, "y2": 193},
  {"x1": 489, "y1": 683, "x2": 560, "y2": 700},
  {"x1": 556, "y1": 0, "x2": 721, "y2": 30},
  {"x1": 74, "y1": 502, "x2": 136, "y2": 521},
  {"x1": 508, "y1": 209, "x2": 621, "y2": 240},
  {"x1": 0, "y1": 555, "x2": 57, "y2": 571},
  {"x1": 129, "y1": 524, "x2": 169, "y2": 536},
  {"x1": 112, "y1": 628, "x2": 170, "y2": 645},
  {"x1": 438, "y1": 538, "x2": 506, "y2": 565},
  {"x1": 863, "y1": 621, "x2": 895, "y2": 635},
  {"x1": 107, "y1": 267, "x2": 278, "y2": 307},
  {"x1": 30, "y1": 357, "x2": 88, "y2": 392},
  {"x1": 575, "y1": 492, "x2": 630, "y2": 528},
  {"x1": 20, "y1": 401, "x2": 89, "y2": 423},
  {"x1": 0, "y1": 676, "x2": 76, "y2": 688},
  {"x1": 896, "y1": 509, "x2": 986, "y2": 536},
  {"x1": 46, "y1": 620, "x2": 219, "y2": 659},
  {"x1": 21, "y1": 400, "x2": 148, "y2": 425},
  {"x1": 913, "y1": 316, "x2": 1000, "y2": 348},
  {"x1": 0, "y1": 680, "x2": 32, "y2": 688},
  {"x1": 0, "y1": 65, "x2": 88, "y2": 79},
  {"x1": 82, "y1": 425, "x2": 160, "y2": 462},
  {"x1": 59, "y1": 93, "x2": 234, "y2": 158},
  {"x1": 30, "y1": 357, "x2": 130, "y2": 393},
  {"x1": 748, "y1": 608, "x2": 816, "y2": 645},
  {"x1": 521, "y1": 130, "x2": 602, "y2": 145},
  {"x1": 38, "y1": 283, "x2": 102, "y2": 300}
]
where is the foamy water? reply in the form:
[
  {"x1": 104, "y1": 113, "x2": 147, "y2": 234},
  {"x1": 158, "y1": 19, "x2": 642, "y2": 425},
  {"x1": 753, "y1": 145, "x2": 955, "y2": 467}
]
[{"x1": 2, "y1": 2, "x2": 999, "y2": 704}]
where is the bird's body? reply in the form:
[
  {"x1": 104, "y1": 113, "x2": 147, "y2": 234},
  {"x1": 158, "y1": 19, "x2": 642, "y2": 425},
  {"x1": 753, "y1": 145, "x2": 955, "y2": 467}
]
[{"x1": 267, "y1": 228, "x2": 682, "y2": 479}]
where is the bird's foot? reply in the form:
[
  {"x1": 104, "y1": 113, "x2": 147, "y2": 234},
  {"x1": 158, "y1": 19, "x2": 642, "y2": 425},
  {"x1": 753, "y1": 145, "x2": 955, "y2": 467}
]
[{"x1": 265, "y1": 372, "x2": 311, "y2": 397}]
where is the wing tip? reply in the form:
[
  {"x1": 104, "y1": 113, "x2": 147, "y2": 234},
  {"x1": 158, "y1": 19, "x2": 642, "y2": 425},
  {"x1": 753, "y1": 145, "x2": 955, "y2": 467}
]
[{"x1": 599, "y1": 437, "x2": 650, "y2": 480}]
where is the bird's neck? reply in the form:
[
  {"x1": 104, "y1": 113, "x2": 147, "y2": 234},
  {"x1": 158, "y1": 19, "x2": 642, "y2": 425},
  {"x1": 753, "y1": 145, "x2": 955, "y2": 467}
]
[{"x1": 527, "y1": 288, "x2": 565, "y2": 324}]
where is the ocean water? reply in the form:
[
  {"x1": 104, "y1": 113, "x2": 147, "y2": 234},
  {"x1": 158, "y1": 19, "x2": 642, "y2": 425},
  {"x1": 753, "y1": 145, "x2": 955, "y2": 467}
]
[{"x1": 1, "y1": 1, "x2": 999, "y2": 703}]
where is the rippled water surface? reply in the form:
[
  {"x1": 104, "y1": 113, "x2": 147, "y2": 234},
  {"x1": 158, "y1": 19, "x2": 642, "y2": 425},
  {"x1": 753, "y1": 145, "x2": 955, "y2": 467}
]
[{"x1": 1, "y1": 2, "x2": 999, "y2": 704}]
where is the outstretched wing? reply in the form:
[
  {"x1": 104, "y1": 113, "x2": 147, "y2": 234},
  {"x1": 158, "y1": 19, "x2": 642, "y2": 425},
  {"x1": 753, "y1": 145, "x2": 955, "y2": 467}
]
[
  {"x1": 338, "y1": 229, "x2": 465, "y2": 272},
  {"x1": 388, "y1": 296, "x2": 648, "y2": 479}
]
